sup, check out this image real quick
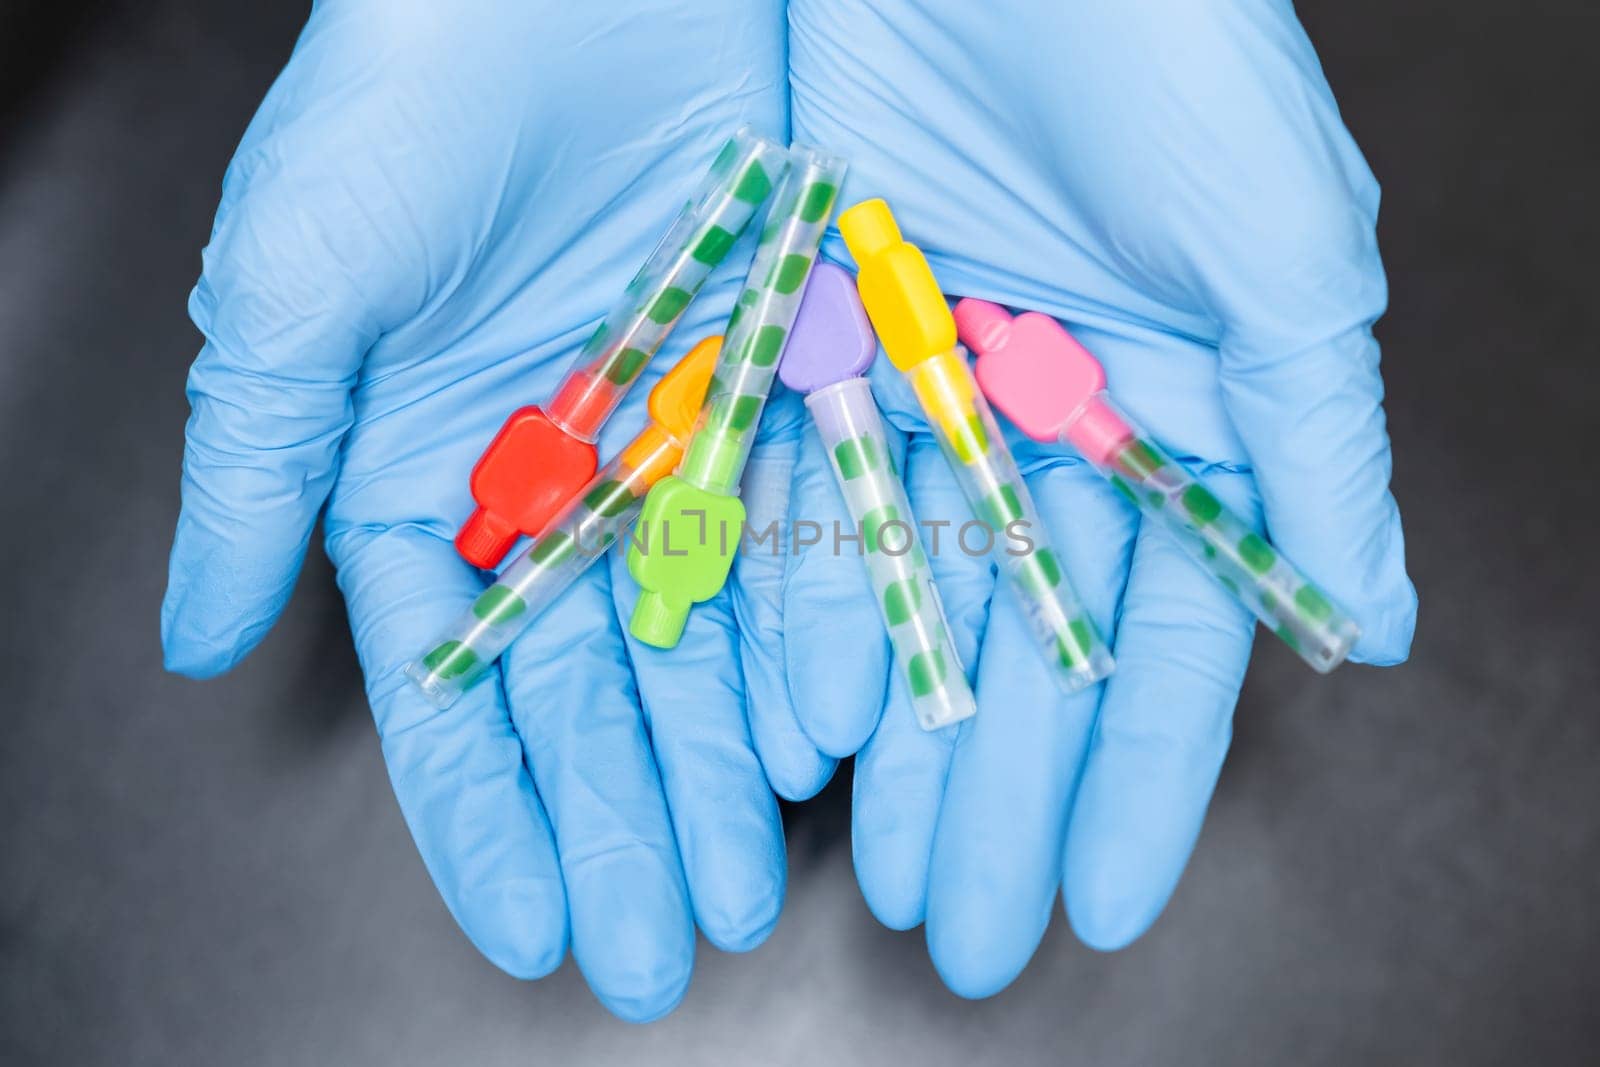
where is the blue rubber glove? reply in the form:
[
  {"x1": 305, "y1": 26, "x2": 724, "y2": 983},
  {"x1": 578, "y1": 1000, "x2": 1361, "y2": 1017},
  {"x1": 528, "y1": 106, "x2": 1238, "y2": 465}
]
[
  {"x1": 755, "y1": 0, "x2": 1419, "y2": 996},
  {"x1": 159, "y1": 0, "x2": 822, "y2": 1021}
]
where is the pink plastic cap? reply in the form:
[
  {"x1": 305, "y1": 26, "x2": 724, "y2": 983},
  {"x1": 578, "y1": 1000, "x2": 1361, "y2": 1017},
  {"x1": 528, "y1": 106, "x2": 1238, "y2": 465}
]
[{"x1": 955, "y1": 298, "x2": 1132, "y2": 465}]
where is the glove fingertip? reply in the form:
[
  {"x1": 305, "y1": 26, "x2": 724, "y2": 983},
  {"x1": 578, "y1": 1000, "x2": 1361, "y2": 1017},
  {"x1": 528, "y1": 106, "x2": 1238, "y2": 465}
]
[
  {"x1": 852, "y1": 836, "x2": 927, "y2": 931},
  {"x1": 700, "y1": 893, "x2": 782, "y2": 954},
  {"x1": 926, "y1": 914, "x2": 1034, "y2": 1000},
  {"x1": 597, "y1": 968, "x2": 694, "y2": 1025},
  {"x1": 160, "y1": 494, "x2": 308, "y2": 677},
  {"x1": 1348, "y1": 560, "x2": 1418, "y2": 667},
  {"x1": 928, "y1": 950, "x2": 1022, "y2": 1002},
  {"x1": 786, "y1": 649, "x2": 882, "y2": 757},
  {"x1": 463, "y1": 877, "x2": 570, "y2": 981},
  {"x1": 160, "y1": 611, "x2": 239, "y2": 678},
  {"x1": 803, "y1": 722, "x2": 876, "y2": 763},
  {"x1": 859, "y1": 888, "x2": 924, "y2": 933},
  {"x1": 1061, "y1": 825, "x2": 1183, "y2": 954},
  {"x1": 159, "y1": 572, "x2": 280, "y2": 678},
  {"x1": 765, "y1": 752, "x2": 838, "y2": 803},
  {"x1": 1063, "y1": 888, "x2": 1160, "y2": 954}
]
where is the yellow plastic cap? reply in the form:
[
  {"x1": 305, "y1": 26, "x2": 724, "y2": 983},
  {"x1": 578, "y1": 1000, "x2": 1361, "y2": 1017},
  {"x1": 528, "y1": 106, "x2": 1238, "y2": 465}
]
[
  {"x1": 838, "y1": 199, "x2": 956, "y2": 372},
  {"x1": 837, "y1": 197, "x2": 902, "y2": 259},
  {"x1": 648, "y1": 335, "x2": 722, "y2": 439}
]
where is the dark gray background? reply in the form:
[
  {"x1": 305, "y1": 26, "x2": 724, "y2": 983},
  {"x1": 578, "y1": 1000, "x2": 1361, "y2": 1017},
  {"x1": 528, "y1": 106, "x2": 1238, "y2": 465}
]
[{"x1": 3, "y1": 2, "x2": 1596, "y2": 1064}]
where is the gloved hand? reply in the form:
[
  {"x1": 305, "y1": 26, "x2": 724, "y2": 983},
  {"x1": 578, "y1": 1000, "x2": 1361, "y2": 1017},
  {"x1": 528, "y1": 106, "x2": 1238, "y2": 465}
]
[
  {"x1": 159, "y1": 0, "x2": 826, "y2": 1021},
  {"x1": 748, "y1": 0, "x2": 1419, "y2": 996}
]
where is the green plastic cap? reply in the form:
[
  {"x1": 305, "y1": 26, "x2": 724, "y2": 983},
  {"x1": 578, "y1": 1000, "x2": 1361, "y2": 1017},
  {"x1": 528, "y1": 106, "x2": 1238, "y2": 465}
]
[{"x1": 630, "y1": 589, "x2": 690, "y2": 649}]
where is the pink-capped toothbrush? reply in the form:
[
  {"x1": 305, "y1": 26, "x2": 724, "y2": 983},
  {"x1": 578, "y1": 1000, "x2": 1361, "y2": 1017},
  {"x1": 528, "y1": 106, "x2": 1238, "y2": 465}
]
[{"x1": 956, "y1": 299, "x2": 1359, "y2": 672}]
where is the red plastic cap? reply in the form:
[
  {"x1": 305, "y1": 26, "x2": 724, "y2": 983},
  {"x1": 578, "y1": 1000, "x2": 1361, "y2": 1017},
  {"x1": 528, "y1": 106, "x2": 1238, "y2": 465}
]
[
  {"x1": 454, "y1": 508, "x2": 522, "y2": 570},
  {"x1": 456, "y1": 406, "x2": 599, "y2": 569},
  {"x1": 546, "y1": 367, "x2": 616, "y2": 442}
]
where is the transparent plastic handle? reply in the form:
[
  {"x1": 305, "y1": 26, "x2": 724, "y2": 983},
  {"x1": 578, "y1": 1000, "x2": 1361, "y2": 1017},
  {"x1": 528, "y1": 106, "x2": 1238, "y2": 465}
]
[
  {"x1": 545, "y1": 128, "x2": 789, "y2": 440},
  {"x1": 1080, "y1": 394, "x2": 1360, "y2": 672},
  {"x1": 679, "y1": 146, "x2": 848, "y2": 495},
  {"x1": 906, "y1": 348, "x2": 1115, "y2": 691},
  {"x1": 806, "y1": 378, "x2": 976, "y2": 730},
  {"x1": 407, "y1": 431, "x2": 680, "y2": 708}
]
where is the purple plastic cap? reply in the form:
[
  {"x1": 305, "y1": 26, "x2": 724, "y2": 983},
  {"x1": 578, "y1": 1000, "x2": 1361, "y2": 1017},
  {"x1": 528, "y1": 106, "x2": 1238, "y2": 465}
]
[{"x1": 778, "y1": 262, "x2": 877, "y2": 394}]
